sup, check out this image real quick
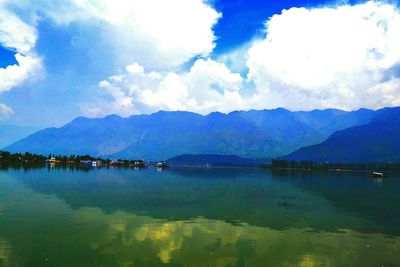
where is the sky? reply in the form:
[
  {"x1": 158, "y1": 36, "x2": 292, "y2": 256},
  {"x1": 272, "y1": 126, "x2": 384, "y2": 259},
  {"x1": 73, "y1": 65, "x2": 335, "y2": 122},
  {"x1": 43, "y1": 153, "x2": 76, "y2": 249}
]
[{"x1": 1, "y1": 0, "x2": 400, "y2": 126}]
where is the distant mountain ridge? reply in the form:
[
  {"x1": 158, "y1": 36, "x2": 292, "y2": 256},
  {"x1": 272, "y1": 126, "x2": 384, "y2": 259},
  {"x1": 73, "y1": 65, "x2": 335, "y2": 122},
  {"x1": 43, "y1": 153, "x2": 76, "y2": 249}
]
[
  {"x1": 5, "y1": 108, "x2": 378, "y2": 160},
  {"x1": 284, "y1": 107, "x2": 400, "y2": 163}
]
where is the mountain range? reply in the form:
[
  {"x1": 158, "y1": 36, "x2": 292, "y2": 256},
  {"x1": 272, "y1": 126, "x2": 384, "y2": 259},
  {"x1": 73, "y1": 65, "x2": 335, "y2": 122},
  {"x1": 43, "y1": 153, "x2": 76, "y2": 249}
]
[
  {"x1": 4, "y1": 108, "x2": 379, "y2": 161},
  {"x1": 284, "y1": 107, "x2": 400, "y2": 163}
]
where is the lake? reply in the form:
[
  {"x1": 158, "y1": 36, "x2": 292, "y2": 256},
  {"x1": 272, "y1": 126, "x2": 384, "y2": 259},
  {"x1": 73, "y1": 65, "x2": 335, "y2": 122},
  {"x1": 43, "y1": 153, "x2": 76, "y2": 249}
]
[{"x1": 0, "y1": 166, "x2": 399, "y2": 266}]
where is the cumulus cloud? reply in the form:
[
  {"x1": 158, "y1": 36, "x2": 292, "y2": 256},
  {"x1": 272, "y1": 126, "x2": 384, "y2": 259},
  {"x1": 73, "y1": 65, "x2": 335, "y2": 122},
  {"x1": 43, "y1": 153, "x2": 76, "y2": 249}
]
[
  {"x1": 246, "y1": 1, "x2": 400, "y2": 110},
  {"x1": 1, "y1": 0, "x2": 221, "y2": 119},
  {"x1": 5, "y1": 0, "x2": 398, "y2": 118},
  {"x1": 37, "y1": 0, "x2": 221, "y2": 69},
  {"x1": 0, "y1": 2, "x2": 42, "y2": 95},
  {"x1": 0, "y1": 53, "x2": 42, "y2": 93},
  {"x1": 86, "y1": 1, "x2": 400, "y2": 116},
  {"x1": 83, "y1": 59, "x2": 245, "y2": 116},
  {"x1": 0, "y1": 4, "x2": 36, "y2": 54}
]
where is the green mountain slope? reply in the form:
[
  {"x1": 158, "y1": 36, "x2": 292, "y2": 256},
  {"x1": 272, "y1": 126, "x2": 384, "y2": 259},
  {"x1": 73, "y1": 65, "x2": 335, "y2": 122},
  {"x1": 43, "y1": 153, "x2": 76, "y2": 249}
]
[{"x1": 284, "y1": 107, "x2": 400, "y2": 163}]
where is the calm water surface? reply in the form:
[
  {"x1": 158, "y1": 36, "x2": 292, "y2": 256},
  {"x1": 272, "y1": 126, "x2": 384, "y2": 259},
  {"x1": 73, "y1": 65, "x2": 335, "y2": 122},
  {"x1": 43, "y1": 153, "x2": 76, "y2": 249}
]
[{"x1": 0, "y1": 167, "x2": 399, "y2": 266}]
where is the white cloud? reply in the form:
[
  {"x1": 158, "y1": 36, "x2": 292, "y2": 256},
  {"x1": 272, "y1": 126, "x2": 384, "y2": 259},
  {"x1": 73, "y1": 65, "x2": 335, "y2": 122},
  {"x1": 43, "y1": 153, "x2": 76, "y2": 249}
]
[
  {"x1": 38, "y1": 0, "x2": 221, "y2": 69},
  {"x1": 0, "y1": 2, "x2": 42, "y2": 94},
  {"x1": 1, "y1": 0, "x2": 222, "y2": 118},
  {"x1": 0, "y1": 4, "x2": 36, "y2": 54},
  {"x1": 86, "y1": 1, "x2": 400, "y2": 116},
  {"x1": 0, "y1": 103, "x2": 14, "y2": 118},
  {"x1": 83, "y1": 59, "x2": 246, "y2": 116},
  {"x1": 6, "y1": 0, "x2": 400, "y2": 118},
  {"x1": 0, "y1": 53, "x2": 42, "y2": 93},
  {"x1": 246, "y1": 1, "x2": 400, "y2": 110}
]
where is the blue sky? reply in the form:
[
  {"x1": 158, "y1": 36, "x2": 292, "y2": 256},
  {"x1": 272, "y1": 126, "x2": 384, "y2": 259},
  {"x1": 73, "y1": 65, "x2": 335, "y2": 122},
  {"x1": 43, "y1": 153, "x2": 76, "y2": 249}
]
[
  {"x1": 0, "y1": 0, "x2": 400, "y2": 126},
  {"x1": 0, "y1": 47, "x2": 17, "y2": 68}
]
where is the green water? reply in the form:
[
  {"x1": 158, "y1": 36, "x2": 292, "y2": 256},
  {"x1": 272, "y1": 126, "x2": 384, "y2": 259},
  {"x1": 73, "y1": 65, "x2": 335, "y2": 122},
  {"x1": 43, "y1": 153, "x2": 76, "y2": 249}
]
[{"x1": 0, "y1": 167, "x2": 399, "y2": 267}]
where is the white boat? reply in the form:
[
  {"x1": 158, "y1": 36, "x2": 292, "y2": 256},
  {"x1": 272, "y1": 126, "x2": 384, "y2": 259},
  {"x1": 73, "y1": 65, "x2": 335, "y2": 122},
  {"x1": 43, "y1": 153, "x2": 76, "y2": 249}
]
[
  {"x1": 372, "y1": 172, "x2": 384, "y2": 178},
  {"x1": 155, "y1": 162, "x2": 168, "y2": 168}
]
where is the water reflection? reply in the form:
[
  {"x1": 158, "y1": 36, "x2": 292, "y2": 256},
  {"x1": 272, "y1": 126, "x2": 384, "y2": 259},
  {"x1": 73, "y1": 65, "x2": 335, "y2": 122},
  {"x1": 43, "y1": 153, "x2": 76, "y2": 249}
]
[
  {"x1": 0, "y1": 239, "x2": 10, "y2": 265},
  {"x1": 12, "y1": 167, "x2": 400, "y2": 234},
  {"x1": 71, "y1": 207, "x2": 400, "y2": 266},
  {"x1": 0, "y1": 168, "x2": 399, "y2": 266}
]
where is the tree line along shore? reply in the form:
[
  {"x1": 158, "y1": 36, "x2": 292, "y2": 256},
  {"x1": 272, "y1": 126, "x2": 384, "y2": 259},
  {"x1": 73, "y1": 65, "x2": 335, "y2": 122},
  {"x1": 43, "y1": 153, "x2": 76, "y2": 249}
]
[
  {"x1": 0, "y1": 151, "x2": 163, "y2": 168},
  {"x1": 1, "y1": 151, "x2": 399, "y2": 172},
  {"x1": 270, "y1": 159, "x2": 400, "y2": 172}
]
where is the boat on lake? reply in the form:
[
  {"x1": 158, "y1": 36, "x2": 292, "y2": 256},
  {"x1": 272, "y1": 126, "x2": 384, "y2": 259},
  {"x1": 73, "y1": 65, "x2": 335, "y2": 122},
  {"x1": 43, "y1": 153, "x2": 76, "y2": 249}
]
[
  {"x1": 130, "y1": 160, "x2": 147, "y2": 168},
  {"x1": 372, "y1": 172, "x2": 384, "y2": 178},
  {"x1": 155, "y1": 162, "x2": 169, "y2": 168},
  {"x1": 46, "y1": 157, "x2": 61, "y2": 164}
]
